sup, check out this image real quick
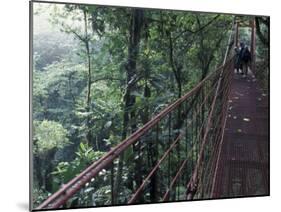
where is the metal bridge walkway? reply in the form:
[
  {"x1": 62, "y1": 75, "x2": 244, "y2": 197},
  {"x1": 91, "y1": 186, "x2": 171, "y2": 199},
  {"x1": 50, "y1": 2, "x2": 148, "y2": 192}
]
[{"x1": 212, "y1": 71, "x2": 269, "y2": 198}]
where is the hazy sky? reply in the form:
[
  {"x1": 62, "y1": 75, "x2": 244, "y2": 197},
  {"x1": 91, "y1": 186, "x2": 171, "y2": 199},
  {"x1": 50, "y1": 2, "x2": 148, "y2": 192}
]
[{"x1": 33, "y1": 3, "x2": 61, "y2": 35}]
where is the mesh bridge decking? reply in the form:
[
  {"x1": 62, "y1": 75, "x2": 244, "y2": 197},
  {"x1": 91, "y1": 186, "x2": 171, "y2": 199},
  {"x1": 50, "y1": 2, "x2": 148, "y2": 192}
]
[{"x1": 212, "y1": 71, "x2": 269, "y2": 198}]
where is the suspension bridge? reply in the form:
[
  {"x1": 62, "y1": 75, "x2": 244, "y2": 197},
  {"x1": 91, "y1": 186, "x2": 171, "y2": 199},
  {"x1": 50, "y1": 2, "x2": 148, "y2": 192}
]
[{"x1": 35, "y1": 17, "x2": 269, "y2": 210}]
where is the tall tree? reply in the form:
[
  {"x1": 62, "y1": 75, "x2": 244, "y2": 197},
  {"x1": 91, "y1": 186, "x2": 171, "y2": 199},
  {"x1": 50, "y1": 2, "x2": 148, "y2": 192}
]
[
  {"x1": 255, "y1": 17, "x2": 269, "y2": 46},
  {"x1": 113, "y1": 8, "x2": 144, "y2": 203}
]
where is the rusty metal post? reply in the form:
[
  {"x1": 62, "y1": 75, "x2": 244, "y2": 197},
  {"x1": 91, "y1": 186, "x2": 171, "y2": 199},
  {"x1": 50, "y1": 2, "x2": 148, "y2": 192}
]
[
  {"x1": 235, "y1": 19, "x2": 239, "y2": 47},
  {"x1": 168, "y1": 113, "x2": 172, "y2": 188},
  {"x1": 251, "y1": 18, "x2": 256, "y2": 74}
]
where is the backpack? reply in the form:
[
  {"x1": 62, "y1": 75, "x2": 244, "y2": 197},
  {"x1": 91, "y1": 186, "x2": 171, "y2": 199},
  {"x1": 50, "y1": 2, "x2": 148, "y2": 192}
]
[{"x1": 242, "y1": 47, "x2": 251, "y2": 62}]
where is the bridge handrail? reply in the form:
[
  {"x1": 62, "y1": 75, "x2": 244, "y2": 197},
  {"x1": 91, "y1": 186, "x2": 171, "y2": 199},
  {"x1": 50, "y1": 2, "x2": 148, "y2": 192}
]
[
  {"x1": 36, "y1": 17, "x2": 237, "y2": 209},
  {"x1": 36, "y1": 59, "x2": 232, "y2": 209}
]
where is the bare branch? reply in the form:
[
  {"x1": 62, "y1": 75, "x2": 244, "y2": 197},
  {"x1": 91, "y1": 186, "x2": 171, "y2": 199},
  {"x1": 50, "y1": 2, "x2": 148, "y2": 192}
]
[
  {"x1": 174, "y1": 15, "x2": 220, "y2": 40},
  {"x1": 90, "y1": 77, "x2": 122, "y2": 84},
  {"x1": 69, "y1": 29, "x2": 87, "y2": 43}
]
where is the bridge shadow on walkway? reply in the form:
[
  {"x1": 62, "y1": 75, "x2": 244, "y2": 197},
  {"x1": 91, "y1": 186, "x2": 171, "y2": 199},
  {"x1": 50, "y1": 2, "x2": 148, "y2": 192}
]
[{"x1": 213, "y1": 70, "x2": 269, "y2": 198}]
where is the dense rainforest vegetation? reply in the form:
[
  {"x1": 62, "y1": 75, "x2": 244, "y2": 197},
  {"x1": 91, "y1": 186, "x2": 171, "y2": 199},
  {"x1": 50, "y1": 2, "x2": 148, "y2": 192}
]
[{"x1": 32, "y1": 2, "x2": 268, "y2": 208}]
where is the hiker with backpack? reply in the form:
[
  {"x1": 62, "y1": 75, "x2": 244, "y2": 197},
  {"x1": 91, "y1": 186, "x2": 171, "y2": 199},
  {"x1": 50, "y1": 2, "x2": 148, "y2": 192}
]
[
  {"x1": 234, "y1": 46, "x2": 242, "y2": 74},
  {"x1": 239, "y1": 43, "x2": 252, "y2": 77}
]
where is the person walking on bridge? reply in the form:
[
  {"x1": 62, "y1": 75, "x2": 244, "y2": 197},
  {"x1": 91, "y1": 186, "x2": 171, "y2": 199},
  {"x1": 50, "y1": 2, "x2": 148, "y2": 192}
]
[
  {"x1": 239, "y1": 42, "x2": 252, "y2": 78},
  {"x1": 234, "y1": 46, "x2": 242, "y2": 74}
]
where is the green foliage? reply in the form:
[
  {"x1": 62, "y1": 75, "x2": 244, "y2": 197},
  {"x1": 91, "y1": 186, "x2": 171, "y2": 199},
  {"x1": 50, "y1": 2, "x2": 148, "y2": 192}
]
[
  {"x1": 52, "y1": 143, "x2": 104, "y2": 188},
  {"x1": 32, "y1": 187, "x2": 51, "y2": 208},
  {"x1": 33, "y1": 120, "x2": 70, "y2": 154},
  {"x1": 34, "y1": 32, "x2": 74, "y2": 70}
]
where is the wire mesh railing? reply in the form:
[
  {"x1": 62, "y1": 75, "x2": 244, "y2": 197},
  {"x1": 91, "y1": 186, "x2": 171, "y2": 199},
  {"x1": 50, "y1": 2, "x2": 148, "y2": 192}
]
[{"x1": 36, "y1": 19, "x2": 237, "y2": 210}]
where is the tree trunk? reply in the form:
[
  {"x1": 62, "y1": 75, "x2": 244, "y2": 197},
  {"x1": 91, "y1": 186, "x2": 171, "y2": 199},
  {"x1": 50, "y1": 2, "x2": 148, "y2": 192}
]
[
  {"x1": 113, "y1": 9, "x2": 144, "y2": 203},
  {"x1": 34, "y1": 154, "x2": 43, "y2": 188},
  {"x1": 255, "y1": 17, "x2": 269, "y2": 46},
  {"x1": 44, "y1": 149, "x2": 56, "y2": 192},
  {"x1": 82, "y1": 10, "x2": 93, "y2": 147},
  {"x1": 168, "y1": 31, "x2": 182, "y2": 99}
]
